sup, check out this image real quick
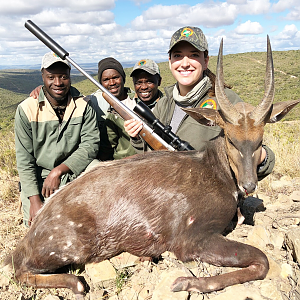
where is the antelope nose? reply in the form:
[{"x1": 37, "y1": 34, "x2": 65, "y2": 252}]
[{"x1": 243, "y1": 182, "x2": 257, "y2": 194}]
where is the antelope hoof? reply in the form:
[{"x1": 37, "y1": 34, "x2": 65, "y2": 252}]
[{"x1": 171, "y1": 276, "x2": 190, "y2": 292}]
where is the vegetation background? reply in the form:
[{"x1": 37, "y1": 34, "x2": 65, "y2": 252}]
[{"x1": 0, "y1": 49, "x2": 299, "y2": 299}]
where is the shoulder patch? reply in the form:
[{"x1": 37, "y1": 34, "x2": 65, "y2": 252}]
[{"x1": 200, "y1": 99, "x2": 217, "y2": 110}]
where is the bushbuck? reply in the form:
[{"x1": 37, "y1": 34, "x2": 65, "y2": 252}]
[{"x1": 1, "y1": 37, "x2": 299, "y2": 299}]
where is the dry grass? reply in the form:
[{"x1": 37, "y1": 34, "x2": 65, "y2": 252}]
[
  {"x1": 0, "y1": 131, "x2": 19, "y2": 205},
  {"x1": 263, "y1": 121, "x2": 300, "y2": 178}
]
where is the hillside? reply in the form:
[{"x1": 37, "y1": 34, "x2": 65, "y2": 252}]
[{"x1": 0, "y1": 49, "x2": 299, "y2": 130}]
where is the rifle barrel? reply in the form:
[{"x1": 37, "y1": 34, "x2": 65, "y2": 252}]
[{"x1": 24, "y1": 20, "x2": 175, "y2": 152}]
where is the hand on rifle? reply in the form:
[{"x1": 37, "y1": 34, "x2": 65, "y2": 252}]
[{"x1": 124, "y1": 119, "x2": 143, "y2": 138}]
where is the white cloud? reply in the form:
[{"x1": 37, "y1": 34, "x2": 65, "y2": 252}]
[
  {"x1": 235, "y1": 20, "x2": 264, "y2": 34},
  {"x1": 237, "y1": 0, "x2": 271, "y2": 15},
  {"x1": 32, "y1": 10, "x2": 114, "y2": 27},
  {"x1": 285, "y1": 8, "x2": 300, "y2": 21},
  {"x1": 131, "y1": 0, "x2": 151, "y2": 5},
  {"x1": 143, "y1": 4, "x2": 189, "y2": 20},
  {"x1": 0, "y1": 0, "x2": 115, "y2": 15},
  {"x1": 131, "y1": 3, "x2": 238, "y2": 29},
  {"x1": 0, "y1": 0, "x2": 298, "y2": 67},
  {"x1": 272, "y1": 24, "x2": 300, "y2": 50},
  {"x1": 277, "y1": 24, "x2": 299, "y2": 39},
  {"x1": 272, "y1": 0, "x2": 298, "y2": 12},
  {"x1": 227, "y1": 0, "x2": 247, "y2": 4}
]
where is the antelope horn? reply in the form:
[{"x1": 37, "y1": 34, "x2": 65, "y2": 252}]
[
  {"x1": 215, "y1": 38, "x2": 242, "y2": 125},
  {"x1": 249, "y1": 35, "x2": 275, "y2": 124}
]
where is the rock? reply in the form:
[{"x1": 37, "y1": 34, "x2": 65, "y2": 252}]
[
  {"x1": 161, "y1": 251, "x2": 177, "y2": 260},
  {"x1": 277, "y1": 193, "x2": 293, "y2": 205},
  {"x1": 43, "y1": 296, "x2": 60, "y2": 300},
  {"x1": 271, "y1": 180, "x2": 293, "y2": 190},
  {"x1": 290, "y1": 190, "x2": 300, "y2": 202},
  {"x1": 17, "y1": 294, "x2": 25, "y2": 300},
  {"x1": 152, "y1": 268, "x2": 190, "y2": 300},
  {"x1": 110, "y1": 252, "x2": 139, "y2": 269},
  {"x1": 89, "y1": 290, "x2": 107, "y2": 300},
  {"x1": 266, "y1": 256, "x2": 281, "y2": 279},
  {"x1": 284, "y1": 228, "x2": 300, "y2": 263},
  {"x1": 281, "y1": 175, "x2": 292, "y2": 181},
  {"x1": 247, "y1": 225, "x2": 270, "y2": 249},
  {"x1": 85, "y1": 260, "x2": 116, "y2": 286},
  {"x1": 117, "y1": 287, "x2": 139, "y2": 300},
  {"x1": 0, "y1": 264, "x2": 12, "y2": 288},
  {"x1": 270, "y1": 231, "x2": 285, "y2": 250},
  {"x1": 256, "y1": 193, "x2": 271, "y2": 205},
  {"x1": 260, "y1": 280, "x2": 284, "y2": 300},
  {"x1": 107, "y1": 295, "x2": 119, "y2": 300},
  {"x1": 280, "y1": 263, "x2": 294, "y2": 279},
  {"x1": 208, "y1": 285, "x2": 265, "y2": 300}
]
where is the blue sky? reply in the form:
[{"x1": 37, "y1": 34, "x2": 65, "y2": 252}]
[{"x1": 0, "y1": 0, "x2": 299, "y2": 67}]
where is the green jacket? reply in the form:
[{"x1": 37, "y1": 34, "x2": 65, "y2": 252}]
[
  {"x1": 131, "y1": 84, "x2": 275, "y2": 180},
  {"x1": 105, "y1": 96, "x2": 137, "y2": 160},
  {"x1": 15, "y1": 86, "x2": 100, "y2": 198}
]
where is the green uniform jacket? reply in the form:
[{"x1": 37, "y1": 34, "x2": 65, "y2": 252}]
[
  {"x1": 105, "y1": 96, "x2": 137, "y2": 160},
  {"x1": 14, "y1": 86, "x2": 100, "y2": 198},
  {"x1": 131, "y1": 84, "x2": 275, "y2": 180}
]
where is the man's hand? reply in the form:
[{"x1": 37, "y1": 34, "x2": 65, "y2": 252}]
[
  {"x1": 259, "y1": 147, "x2": 267, "y2": 165},
  {"x1": 124, "y1": 119, "x2": 143, "y2": 138},
  {"x1": 42, "y1": 164, "x2": 71, "y2": 198},
  {"x1": 30, "y1": 85, "x2": 43, "y2": 99},
  {"x1": 29, "y1": 195, "x2": 43, "y2": 226}
]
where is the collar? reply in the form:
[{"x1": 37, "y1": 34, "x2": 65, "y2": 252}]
[
  {"x1": 38, "y1": 86, "x2": 82, "y2": 104},
  {"x1": 133, "y1": 89, "x2": 163, "y2": 109}
]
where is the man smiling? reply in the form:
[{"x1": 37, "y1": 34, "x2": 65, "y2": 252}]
[
  {"x1": 15, "y1": 52, "x2": 100, "y2": 226},
  {"x1": 101, "y1": 58, "x2": 163, "y2": 160},
  {"x1": 130, "y1": 59, "x2": 163, "y2": 109}
]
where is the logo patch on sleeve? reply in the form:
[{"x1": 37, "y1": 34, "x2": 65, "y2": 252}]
[{"x1": 200, "y1": 99, "x2": 217, "y2": 110}]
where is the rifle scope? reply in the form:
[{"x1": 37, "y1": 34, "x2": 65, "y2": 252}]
[{"x1": 133, "y1": 101, "x2": 194, "y2": 151}]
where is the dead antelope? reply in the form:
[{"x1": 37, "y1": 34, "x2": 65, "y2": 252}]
[{"x1": 2, "y1": 37, "x2": 299, "y2": 299}]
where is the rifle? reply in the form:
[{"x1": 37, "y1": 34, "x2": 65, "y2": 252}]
[{"x1": 24, "y1": 20, "x2": 194, "y2": 151}]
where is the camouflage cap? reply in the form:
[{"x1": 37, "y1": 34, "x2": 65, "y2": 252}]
[
  {"x1": 130, "y1": 59, "x2": 160, "y2": 77},
  {"x1": 168, "y1": 26, "x2": 208, "y2": 53},
  {"x1": 41, "y1": 52, "x2": 71, "y2": 71}
]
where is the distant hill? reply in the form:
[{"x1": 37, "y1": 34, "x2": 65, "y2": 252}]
[{"x1": 0, "y1": 49, "x2": 299, "y2": 131}]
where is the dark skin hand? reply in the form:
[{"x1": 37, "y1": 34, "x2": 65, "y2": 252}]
[
  {"x1": 28, "y1": 195, "x2": 43, "y2": 226},
  {"x1": 28, "y1": 163, "x2": 71, "y2": 225},
  {"x1": 30, "y1": 85, "x2": 42, "y2": 99}
]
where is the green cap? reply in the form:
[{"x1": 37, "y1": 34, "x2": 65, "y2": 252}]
[
  {"x1": 168, "y1": 26, "x2": 208, "y2": 53},
  {"x1": 130, "y1": 59, "x2": 160, "y2": 77}
]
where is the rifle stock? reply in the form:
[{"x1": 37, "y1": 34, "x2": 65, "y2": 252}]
[{"x1": 102, "y1": 93, "x2": 171, "y2": 151}]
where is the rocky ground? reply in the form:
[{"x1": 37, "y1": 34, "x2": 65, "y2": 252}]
[{"x1": 0, "y1": 175, "x2": 300, "y2": 300}]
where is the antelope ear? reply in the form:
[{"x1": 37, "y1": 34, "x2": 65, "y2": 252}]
[
  {"x1": 267, "y1": 100, "x2": 300, "y2": 123},
  {"x1": 181, "y1": 107, "x2": 225, "y2": 127}
]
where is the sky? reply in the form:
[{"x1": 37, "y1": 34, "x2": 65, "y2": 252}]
[{"x1": 0, "y1": 0, "x2": 299, "y2": 68}]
